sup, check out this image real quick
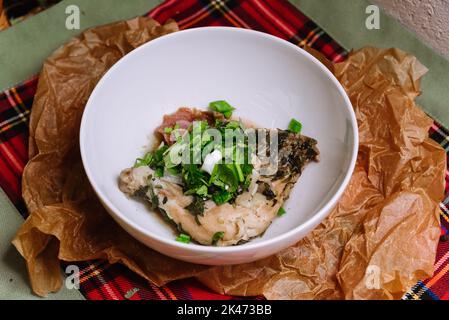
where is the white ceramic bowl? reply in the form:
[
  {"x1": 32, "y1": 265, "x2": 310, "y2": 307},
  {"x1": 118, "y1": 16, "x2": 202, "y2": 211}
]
[{"x1": 80, "y1": 27, "x2": 358, "y2": 265}]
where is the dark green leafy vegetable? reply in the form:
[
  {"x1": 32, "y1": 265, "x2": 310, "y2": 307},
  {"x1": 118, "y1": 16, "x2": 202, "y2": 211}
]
[
  {"x1": 154, "y1": 167, "x2": 164, "y2": 178},
  {"x1": 176, "y1": 233, "x2": 191, "y2": 243},
  {"x1": 134, "y1": 153, "x2": 153, "y2": 168},
  {"x1": 209, "y1": 100, "x2": 235, "y2": 119},
  {"x1": 183, "y1": 164, "x2": 209, "y2": 192},
  {"x1": 134, "y1": 186, "x2": 149, "y2": 198},
  {"x1": 212, "y1": 190, "x2": 233, "y2": 205},
  {"x1": 212, "y1": 231, "x2": 225, "y2": 245},
  {"x1": 210, "y1": 164, "x2": 239, "y2": 193},
  {"x1": 158, "y1": 207, "x2": 172, "y2": 222},
  {"x1": 224, "y1": 120, "x2": 241, "y2": 130},
  {"x1": 288, "y1": 118, "x2": 302, "y2": 134},
  {"x1": 185, "y1": 195, "x2": 205, "y2": 216},
  {"x1": 134, "y1": 145, "x2": 169, "y2": 179},
  {"x1": 234, "y1": 163, "x2": 244, "y2": 182},
  {"x1": 195, "y1": 185, "x2": 209, "y2": 197},
  {"x1": 146, "y1": 185, "x2": 159, "y2": 210},
  {"x1": 133, "y1": 101, "x2": 258, "y2": 207}
]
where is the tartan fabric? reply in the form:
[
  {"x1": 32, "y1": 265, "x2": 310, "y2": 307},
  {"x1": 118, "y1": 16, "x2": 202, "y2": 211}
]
[
  {"x1": 0, "y1": 75, "x2": 37, "y2": 216},
  {"x1": 403, "y1": 123, "x2": 449, "y2": 300},
  {"x1": 0, "y1": 0, "x2": 447, "y2": 300}
]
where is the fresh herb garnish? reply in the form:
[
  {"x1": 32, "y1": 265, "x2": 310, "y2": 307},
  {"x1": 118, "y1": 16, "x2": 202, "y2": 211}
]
[
  {"x1": 134, "y1": 153, "x2": 153, "y2": 168},
  {"x1": 147, "y1": 185, "x2": 159, "y2": 210},
  {"x1": 185, "y1": 195, "x2": 205, "y2": 216},
  {"x1": 195, "y1": 185, "x2": 209, "y2": 197},
  {"x1": 212, "y1": 231, "x2": 225, "y2": 245},
  {"x1": 176, "y1": 233, "x2": 191, "y2": 243},
  {"x1": 134, "y1": 144, "x2": 168, "y2": 178},
  {"x1": 234, "y1": 163, "x2": 244, "y2": 182},
  {"x1": 209, "y1": 100, "x2": 235, "y2": 119},
  {"x1": 277, "y1": 207, "x2": 286, "y2": 216},
  {"x1": 183, "y1": 164, "x2": 209, "y2": 192},
  {"x1": 154, "y1": 167, "x2": 164, "y2": 178},
  {"x1": 133, "y1": 101, "x2": 257, "y2": 207},
  {"x1": 224, "y1": 120, "x2": 241, "y2": 130},
  {"x1": 210, "y1": 164, "x2": 239, "y2": 193},
  {"x1": 288, "y1": 118, "x2": 302, "y2": 134},
  {"x1": 212, "y1": 190, "x2": 233, "y2": 205}
]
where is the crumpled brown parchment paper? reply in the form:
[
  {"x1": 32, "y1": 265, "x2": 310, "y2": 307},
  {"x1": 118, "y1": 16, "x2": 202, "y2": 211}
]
[{"x1": 12, "y1": 17, "x2": 446, "y2": 299}]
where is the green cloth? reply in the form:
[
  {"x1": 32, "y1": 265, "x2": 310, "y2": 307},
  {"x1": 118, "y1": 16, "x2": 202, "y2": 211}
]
[
  {"x1": 292, "y1": 0, "x2": 449, "y2": 129},
  {"x1": 0, "y1": 0, "x2": 163, "y2": 91},
  {"x1": 0, "y1": 188, "x2": 84, "y2": 300}
]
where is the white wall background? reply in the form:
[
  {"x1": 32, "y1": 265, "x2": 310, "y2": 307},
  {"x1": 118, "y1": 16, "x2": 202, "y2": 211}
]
[{"x1": 372, "y1": 0, "x2": 449, "y2": 59}]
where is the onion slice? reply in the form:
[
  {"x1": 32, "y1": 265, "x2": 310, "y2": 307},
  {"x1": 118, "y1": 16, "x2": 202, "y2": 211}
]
[{"x1": 201, "y1": 149, "x2": 222, "y2": 174}]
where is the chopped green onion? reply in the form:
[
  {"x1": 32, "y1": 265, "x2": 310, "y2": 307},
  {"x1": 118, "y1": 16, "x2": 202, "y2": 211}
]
[
  {"x1": 195, "y1": 185, "x2": 209, "y2": 197},
  {"x1": 134, "y1": 152, "x2": 153, "y2": 168},
  {"x1": 212, "y1": 190, "x2": 232, "y2": 205},
  {"x1": 288, "y1": 118, "x2": 302, "y2": 134},
  {"x1": 277, "y1": 207, "x2": 286, "y2": 217},
  {"x1": 234, "y1": 163, "x2": 244, "y2": 182},
  {"x1": 176, "y1": 233, "x2": 191, "y2": 243},
  {"x1": 210, "y1": 164, "x2": 239, "y2": 192},
  {"x1": 154, "y1": 167, "x2": 164, "y2": 178},
  {"x1": 212, "y1": 231, "x2": 225, "y2": 245},
  {"x1": 209, "y1": 100, "x2": 235, "y2": 119},
  {"x1": 167, "y1": 166, "x2": 181, "y2": 175},
  {"x1": 133, "y1": 102, "x2": 258, "y2": 208},
  {"x1": 225, "y1": 120, "x2": 241, "y2": 130}
]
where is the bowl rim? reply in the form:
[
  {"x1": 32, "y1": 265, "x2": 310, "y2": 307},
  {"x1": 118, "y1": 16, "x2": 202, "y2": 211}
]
[{"x1": 80, "y1": 26, "x2": 359, "y2": 253}]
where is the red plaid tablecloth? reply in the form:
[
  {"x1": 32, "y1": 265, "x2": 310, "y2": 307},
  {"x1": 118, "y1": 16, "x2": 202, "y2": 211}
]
[{"x1": 1, "y1": 0, "x2": 448, "y2": 300}]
